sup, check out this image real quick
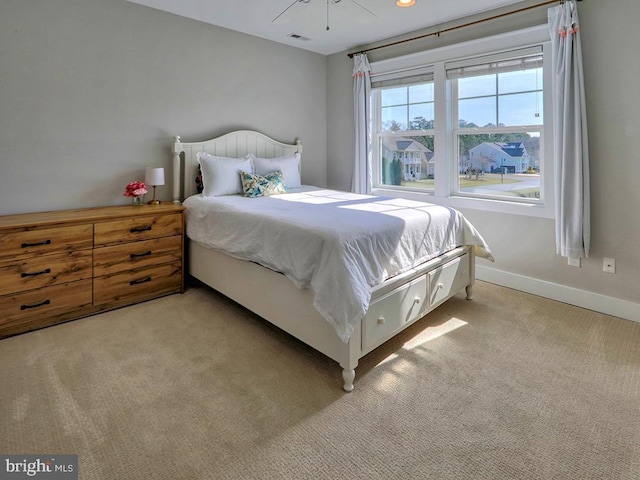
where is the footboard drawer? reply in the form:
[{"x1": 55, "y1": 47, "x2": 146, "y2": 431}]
[
  {"x1": 428, "y1": 253, "x2": 469, "y2": 308},
  {"x1": 362, "y1": 275, "x2": 427, "y2": 353},
  {"x1": 94, "y1": 262, "x2": 182, "y2": 307}
]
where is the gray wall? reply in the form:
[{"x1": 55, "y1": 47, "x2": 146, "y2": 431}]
[
  {"x1": 0, "y1": 0, "x2": 327, "y2": 214},
  {"x1": 327, "y1": 0, "x2": 640, "y2": 309}
]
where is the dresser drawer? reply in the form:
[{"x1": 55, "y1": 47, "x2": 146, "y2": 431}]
[
  {"x1": 0, "y1": 279, "x2": 92, "y2": 330},
  {"x1": 94, "y1": 235, "x2": 181, "y2": 276},
  {"x1": 94, "y1": 262, "x2": 182, "y2": 307},
  {"x1": 0, "y1": 250, "x2": 93, "y2": 296},
  {"x1": 428, "y1": 253, "x2": 470, "y2": 308},
  {"x1": 362, "y1": 275, "x2": 427, "y2": 353},
  {"x1": 0, "y1": 224, "x2": 93, "y2": 261},
  {"x1": 94, "y1": 214, "x2": 182, "y2": 246}
]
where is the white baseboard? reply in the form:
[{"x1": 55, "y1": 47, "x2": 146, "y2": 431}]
[{"x1": 476, "y1": 265, "x2": 640, "y2": 324}]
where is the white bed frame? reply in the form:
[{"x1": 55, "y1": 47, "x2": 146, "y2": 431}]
[{"x1": 172, "y1": 130, "x2": 474, "y2": 391}]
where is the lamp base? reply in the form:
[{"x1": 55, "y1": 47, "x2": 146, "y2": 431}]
[{"x1": 147, "y1": 185, "x2": 160, "y2": 205}]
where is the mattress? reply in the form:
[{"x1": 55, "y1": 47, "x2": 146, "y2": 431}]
[{"x1": 183, "y1": 187, "x2": 493, "y2": 341}]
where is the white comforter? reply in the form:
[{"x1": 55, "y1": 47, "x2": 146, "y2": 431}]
[{"x1": 184, "y1": 187, "x2": 493, "y2": 342}]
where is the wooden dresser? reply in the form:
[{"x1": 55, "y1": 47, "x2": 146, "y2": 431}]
[{"x1": 0, "y1": 204, "x2": 184, "y2": 339}]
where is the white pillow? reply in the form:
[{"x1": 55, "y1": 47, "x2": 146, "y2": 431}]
[
  {"x1": 197, "y1": 152, "x2": 253, "y2": 196},
  {"x1": 251, "y1": 153, "x2": 301, "y2": 188}
]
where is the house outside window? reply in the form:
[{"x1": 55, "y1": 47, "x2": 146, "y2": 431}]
[
  {"x1": 449, "y1": 45, "x2": 543, "y2": 201},
  {"x1": 369, "y1": 25, "x2": 554, "y2": 218},
  {"x1": 468, "y1": 142, "x2": 532, "y2": 174},
  {"x1": 373, "y1": 75, "x2": 436, "y2": 191},
  {"x1": 381, "y1": 138, "x2": 434, "y2": 185}
]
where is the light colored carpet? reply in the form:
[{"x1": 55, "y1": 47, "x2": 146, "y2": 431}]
[{"x1": 1, "y1": 281, "x2": 639, "y2": 479}]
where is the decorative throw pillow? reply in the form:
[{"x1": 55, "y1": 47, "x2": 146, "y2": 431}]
[
  {"x1": 197, "y1": 152, "x2": 253, "y2": 196},
  {"x1": 240, "y1": 170, "x2": 287, "y2": 197},
  {"x1": 251, "y1": 153, "x2": 301, "y2": 188}
]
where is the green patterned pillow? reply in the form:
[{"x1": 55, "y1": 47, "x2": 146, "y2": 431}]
[{"x1": 240, "y1": 170, "x2": 287, "y2": 197}]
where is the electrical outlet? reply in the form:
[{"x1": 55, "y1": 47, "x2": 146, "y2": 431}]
[
  {"x1": 568, "y1": 257, "x2": 581, "y2": 267},
  {"x1": 603, "y1": 257, "x2": 616, "y2": 274}
]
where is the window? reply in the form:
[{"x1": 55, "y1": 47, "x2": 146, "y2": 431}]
[
  {"x1": 369, "y1": 26, "x2": 554, "y2": 218},
  {"x1": 449, "y1": 47, "x2": 544, "y2": 202},
  {"x1": 372, "y1": 71, "x2": 435, "y2": 191}
]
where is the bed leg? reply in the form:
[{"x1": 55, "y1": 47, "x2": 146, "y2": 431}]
[
  {"x1": 465, "y1": 284, "x2": 474, "y2": 300},
  {"x1": 342, "y1": 368, "x2": 355, "y2": 392}
]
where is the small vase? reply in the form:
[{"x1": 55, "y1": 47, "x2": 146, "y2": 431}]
[{"x1": 132, "y1": 196, "x2": 144, "y2": 206}]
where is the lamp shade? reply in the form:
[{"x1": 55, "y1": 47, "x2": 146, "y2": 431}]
[{"x1": 145, "y1": 167, "x2": 165, "y2": 186}]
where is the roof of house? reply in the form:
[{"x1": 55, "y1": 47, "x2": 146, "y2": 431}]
[
  {"x1": 382, "y1": 138, "x2": 432, "y2": 155},
  {"x1": 472, "y1": 141, "x2": 526, "y2": 158}
]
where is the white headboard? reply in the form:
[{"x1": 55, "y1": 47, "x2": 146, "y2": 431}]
[{"x1": 171, "y1": 130, "x2": 303, "y2": 203}]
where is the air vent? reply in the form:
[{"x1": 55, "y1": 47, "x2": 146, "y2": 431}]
[{"x1": 287, "y1": 33, "x2": 311, "y2": 41}]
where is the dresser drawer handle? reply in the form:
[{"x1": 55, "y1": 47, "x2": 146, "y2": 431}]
[
  {"x1": 20, "y1": 299, "x2": 51, "y2": 310},
  {"x1": 130, "y1": 276, "x2": 152, "y2": 286},
  {"x1": 21, "y1": 239, "x2": 52, "y2": 248},
  {"x1": 21, "y1": 268, "x2": 51, "y2": 278},
  {"x1": 130, "y1": 226, "x2": 152, "y2": 233},
  {"x1": 130, "y1": 251, "x2": 152, "y2": 259}
]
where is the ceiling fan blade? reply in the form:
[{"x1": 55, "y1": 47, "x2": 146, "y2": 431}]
[
  {"x1": 272, "y1": 0, "x2": 303, "y2": 24},
  {"x1": 347, "y1": 0, "x2": 377, "y2": 17}
]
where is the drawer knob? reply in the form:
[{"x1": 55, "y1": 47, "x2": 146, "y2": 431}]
[
  {"x1": 437, "y1": 282, "x2": 444, "y2": 289},
  {"x1": 130, "y1": 251, "x2": 152, "y2": 259},
  {"x1": 130, "y1": 225, "x2": 152, "y2": 233},
  {"x1": 378, "y1": 316, "x2": 386, "y2": 325},
  {"x1": 414, "y1": 296, "x2": 421, "y2": 304},
  {"x1": 21, "y1": 299, "x2": 51, "y2": 310},
  {"x1": 21, "y1": 239, "x2": 51, "y2": 248},
  {"x1": 21, "y1": 268, "x2": 51, "y2": 278}
]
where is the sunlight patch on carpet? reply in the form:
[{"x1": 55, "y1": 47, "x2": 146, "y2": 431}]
[{"x1": 378, "y1": 316, "x2": 468, "y2": 367}]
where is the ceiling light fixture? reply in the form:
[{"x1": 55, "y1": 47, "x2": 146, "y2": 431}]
[
  {"x1": 273, "y1": 0, "x2": 377, "y2": 31},
  {"x1": 396, "y1": 0, "x2": 416, "y2": 7}
]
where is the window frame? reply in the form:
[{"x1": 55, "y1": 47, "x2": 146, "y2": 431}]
[{"x1": 369, "y1": 25, "x2": 554, "y2": 219}]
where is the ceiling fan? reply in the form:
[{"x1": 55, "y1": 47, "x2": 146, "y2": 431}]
[{"x1": 272, "y1": 0, "x2": 377, "y2": 31}]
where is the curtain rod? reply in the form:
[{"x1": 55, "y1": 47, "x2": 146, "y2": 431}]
[{"x1": 347, "y1": 0, "x2": 582, "y2": 58}]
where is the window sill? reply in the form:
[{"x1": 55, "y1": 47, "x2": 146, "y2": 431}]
[{"x1": 371, "y1": 187, "x2": 554, "y2": 219}]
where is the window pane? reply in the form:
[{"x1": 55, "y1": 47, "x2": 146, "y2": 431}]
[
  {"x1": 409, "y1": 83, "x2": 433, "y2": 103},
  {"x1": 499, "y1": 92, "x2": 543, "y2": 126},
  {"x1": 380, "y1": 136, "x2": 435, "y2": 190},
  {"x1": 459, "y1": 74, "x2": 495, "y2": 98},
  {"x1": 409, "y1": 103, "x2": 434, "y2": 128},
  {"x1": 499, "y1": 68, "x2": 542, "y2": 94},
  {"x1": 457, "y1": 132, "x2": 541, "y2": 200},
  {"x1": 459, "y1": 97, "x2": 496, "y2": 127},
  {"x1": 381, "y1": 87, "x2": 407, "y2": 107},
  {"x1": 381, "y1": 105, "x2": 408, "y2": 131}
]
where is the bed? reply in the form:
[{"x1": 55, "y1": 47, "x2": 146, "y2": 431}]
[{"x1": 172, "y1": 130, "x2": 492, "y2": 391}]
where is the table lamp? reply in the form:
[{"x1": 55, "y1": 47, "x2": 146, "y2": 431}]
[{"x1": 145, "y1": 167, "x2": 165, "y2": 205}]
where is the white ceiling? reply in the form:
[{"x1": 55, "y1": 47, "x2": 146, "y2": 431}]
[{"x1": 127, "y1": 0, "x2": 525, "y2": 55}]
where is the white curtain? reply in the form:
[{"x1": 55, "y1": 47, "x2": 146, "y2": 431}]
[
  {"x1": 548, "y1": 1, "x2": 590, "y2": 258},
  {"x1": 352, "y1": 53, "x2": 372, "y2": 194}
]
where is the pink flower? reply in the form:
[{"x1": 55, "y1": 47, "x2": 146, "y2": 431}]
[{"x1": 124, "y1": 181, "x2": 148, "y2": 197}]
